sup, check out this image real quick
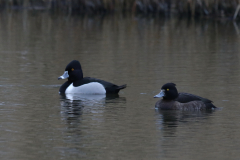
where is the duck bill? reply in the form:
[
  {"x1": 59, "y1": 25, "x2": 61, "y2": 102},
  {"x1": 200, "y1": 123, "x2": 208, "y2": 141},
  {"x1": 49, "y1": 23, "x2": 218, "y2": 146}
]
[
  {"x1": 58, "y1": 71, "x2": 69, "y2": 80},
  {"x1": 154, "y1": 90, "x2": 165, "y2": 98}
]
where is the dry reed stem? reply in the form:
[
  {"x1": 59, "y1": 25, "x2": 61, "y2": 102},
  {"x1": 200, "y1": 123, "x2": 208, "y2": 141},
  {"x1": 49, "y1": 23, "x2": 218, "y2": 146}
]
[{"x1": 0, "y1": 0, "x2": 239, "y2": 19}]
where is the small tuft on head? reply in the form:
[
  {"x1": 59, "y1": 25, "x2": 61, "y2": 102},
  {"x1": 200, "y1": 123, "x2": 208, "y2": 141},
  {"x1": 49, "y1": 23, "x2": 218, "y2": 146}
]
[{"x1": 168, "y1": 83, "x2": 176, "y2": 86}]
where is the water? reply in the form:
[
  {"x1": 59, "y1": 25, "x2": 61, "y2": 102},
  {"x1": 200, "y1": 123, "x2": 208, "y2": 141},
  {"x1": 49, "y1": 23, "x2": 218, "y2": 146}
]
[{"x1": 0, "y1": 11, "x2": 240, "y2": 159}]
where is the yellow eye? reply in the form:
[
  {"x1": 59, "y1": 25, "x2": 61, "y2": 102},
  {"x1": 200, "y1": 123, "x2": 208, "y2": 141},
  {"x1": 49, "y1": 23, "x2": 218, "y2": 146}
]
[
  {"x1": 167, "y1": 89, "x2": 169, "y2": 91},
  {"x1": 71, "y1": 68, "x2": 74, "y2": 71}
]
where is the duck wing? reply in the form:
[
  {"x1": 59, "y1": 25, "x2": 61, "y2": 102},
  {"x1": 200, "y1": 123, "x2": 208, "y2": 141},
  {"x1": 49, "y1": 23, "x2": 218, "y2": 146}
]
[
  {"x1": 74, "y1": 77, "x2": 126, "y2": 94},
  {"x1": 176, "y1": 92, "x2": 216, "y2": 109},
  {"x1": 176, "y1": 92, "x2": 212, "y2": 103}
]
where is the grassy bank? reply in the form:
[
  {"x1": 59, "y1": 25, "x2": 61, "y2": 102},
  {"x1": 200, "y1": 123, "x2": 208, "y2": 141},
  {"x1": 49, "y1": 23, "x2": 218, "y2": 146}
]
[{"x1": 2, "y1": 0, "x2": 240, "y2": 19}]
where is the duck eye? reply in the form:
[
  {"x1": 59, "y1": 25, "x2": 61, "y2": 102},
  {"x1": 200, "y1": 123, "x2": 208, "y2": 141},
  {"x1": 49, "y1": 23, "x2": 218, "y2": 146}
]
[
  {"x1": 71, "y1": 68, "x2": 74, "y2": 71},
  {"x1": 167, "y1": 89, "x2": 169, "y2": 91}
]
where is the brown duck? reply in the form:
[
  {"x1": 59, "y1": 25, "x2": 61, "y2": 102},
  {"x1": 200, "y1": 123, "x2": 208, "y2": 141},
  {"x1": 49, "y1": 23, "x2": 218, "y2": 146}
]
[{"x1": 154, "y1": 83, "x2": 216, "y2": 110}]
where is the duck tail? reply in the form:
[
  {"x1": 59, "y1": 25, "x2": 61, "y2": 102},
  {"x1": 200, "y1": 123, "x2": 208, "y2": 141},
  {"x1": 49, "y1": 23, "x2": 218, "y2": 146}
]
[
  {"x1": 118, "y1": 84, "x2": 127, "y2": 90},
  {"x1": 206, "y1": 103, "x2": 217, "y2": 109}
]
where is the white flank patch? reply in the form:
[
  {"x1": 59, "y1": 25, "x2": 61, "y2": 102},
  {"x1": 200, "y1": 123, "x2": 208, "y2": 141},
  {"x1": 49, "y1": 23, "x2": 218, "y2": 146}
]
[{"x1": 65, "y1": 82, "x2": 106, "y2": 94}]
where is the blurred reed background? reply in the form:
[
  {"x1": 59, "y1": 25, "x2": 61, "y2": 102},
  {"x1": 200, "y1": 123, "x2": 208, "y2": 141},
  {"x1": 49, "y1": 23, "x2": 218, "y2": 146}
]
[{"x1": 0, "y1": 0, "x2": 240, "y2": 19}]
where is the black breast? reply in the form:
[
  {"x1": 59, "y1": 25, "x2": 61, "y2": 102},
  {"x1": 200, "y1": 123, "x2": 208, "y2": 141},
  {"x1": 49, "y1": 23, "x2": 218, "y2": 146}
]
[{"x1": 59, "y1": 81, "x2": 72, "y2": 94}]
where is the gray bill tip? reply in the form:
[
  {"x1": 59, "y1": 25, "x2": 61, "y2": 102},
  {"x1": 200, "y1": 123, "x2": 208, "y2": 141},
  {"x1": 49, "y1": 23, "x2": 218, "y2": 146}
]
[
  {"x1": 154, "y1": 90, "x2": 165, "y2": 98},
  {"x1": 58, "y1": 71, "x2": 69, "y2": 80},
  {"x1": 154, "y1": 94, "x2": 162, "y2": 98}
]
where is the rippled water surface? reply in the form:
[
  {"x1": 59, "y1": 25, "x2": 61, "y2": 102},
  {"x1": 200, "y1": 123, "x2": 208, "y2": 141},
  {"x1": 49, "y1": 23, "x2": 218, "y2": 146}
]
[{"x1": 0, "y1": 11, "x2": 240, "y2": 159}]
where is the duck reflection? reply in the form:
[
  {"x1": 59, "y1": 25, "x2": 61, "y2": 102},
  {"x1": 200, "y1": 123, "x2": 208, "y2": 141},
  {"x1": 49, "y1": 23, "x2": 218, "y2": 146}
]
[
  {"x1": 156, "y1": 109, "x2": 215, "y2": 137},
  {"x1": 60, "y1": 94, "x2": 106, "y2": 118},
  {"x1": 58, "y1": 93, "x2": 126, "y2": 156},
  {"x1": 60, "y1": 93, "x2": 122, "y2": 120}
]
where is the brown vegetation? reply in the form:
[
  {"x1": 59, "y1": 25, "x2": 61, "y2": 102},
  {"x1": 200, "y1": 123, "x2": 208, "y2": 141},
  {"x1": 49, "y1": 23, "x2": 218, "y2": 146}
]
[{"x1": 2, "y1": 0, "x2": 240, "y2": 19}]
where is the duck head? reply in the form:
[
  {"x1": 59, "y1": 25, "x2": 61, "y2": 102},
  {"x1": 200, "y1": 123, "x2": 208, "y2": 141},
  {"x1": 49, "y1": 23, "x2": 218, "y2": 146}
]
[
  {"x1": 58, "y1": 60, "x2": 83, "y2": 81},
  {"x1": 154, "y1": 83, "x2": 179, "y2": 100}
]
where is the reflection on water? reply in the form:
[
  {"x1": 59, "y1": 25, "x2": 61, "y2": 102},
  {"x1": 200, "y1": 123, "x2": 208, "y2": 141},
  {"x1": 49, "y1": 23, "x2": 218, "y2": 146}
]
[
  {"x1": 155, "y1": 109, "x2": 215, "y2": 137},
  {"x1": 59, "y1": 94, "x2": 121, "y2": 118},
  {"x1": 59, "y1": 93, "x2": 126, "y2": 128},
  {"x1": 58, "y1": 93, "x2": 128, "y2": 159}
]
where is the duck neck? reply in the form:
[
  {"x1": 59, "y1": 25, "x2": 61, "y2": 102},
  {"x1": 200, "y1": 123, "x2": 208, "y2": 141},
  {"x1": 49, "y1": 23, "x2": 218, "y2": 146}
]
[
  {"x1": 162, "y1": 98, "x2": 173, "y2": 102},
  {"x1": 163, "y1": 93, "x2": 179, "y2": 100},
  {"x1": 68, "y1": 70, "x2": 83, "y2": 82}
]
